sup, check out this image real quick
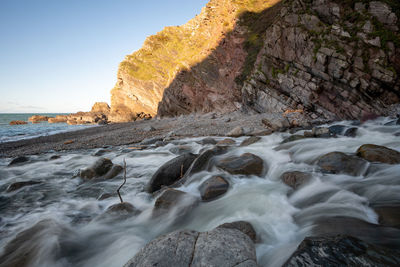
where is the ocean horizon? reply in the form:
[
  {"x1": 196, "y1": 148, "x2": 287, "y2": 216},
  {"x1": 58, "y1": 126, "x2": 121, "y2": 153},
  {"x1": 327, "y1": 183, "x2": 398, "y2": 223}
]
[{"x1": 0, "y1": 113, "x2": 95, "y2": 143}]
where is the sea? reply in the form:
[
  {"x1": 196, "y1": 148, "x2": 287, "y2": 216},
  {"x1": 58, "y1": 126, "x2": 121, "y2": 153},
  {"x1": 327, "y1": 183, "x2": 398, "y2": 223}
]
[{"x1": 0, "y1": 113, "x2": 95, "y2": 143}]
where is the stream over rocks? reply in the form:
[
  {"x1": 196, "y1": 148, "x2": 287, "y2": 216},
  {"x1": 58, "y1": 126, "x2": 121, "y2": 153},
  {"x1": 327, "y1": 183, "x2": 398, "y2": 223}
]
[{"x1": 0, "y1": 117, "x2": 400, "y2": 266}]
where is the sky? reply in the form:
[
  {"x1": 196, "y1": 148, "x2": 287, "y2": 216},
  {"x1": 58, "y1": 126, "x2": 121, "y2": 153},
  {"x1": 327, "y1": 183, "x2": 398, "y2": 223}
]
[{"x1": 0, "y1": 0, "x2": 208, "y2": 113}]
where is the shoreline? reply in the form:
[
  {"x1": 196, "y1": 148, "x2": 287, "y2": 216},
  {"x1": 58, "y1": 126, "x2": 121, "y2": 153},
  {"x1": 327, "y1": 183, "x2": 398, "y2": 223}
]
[{"x1": 0, "y1": 112, "x2": 286, "y2": 158}]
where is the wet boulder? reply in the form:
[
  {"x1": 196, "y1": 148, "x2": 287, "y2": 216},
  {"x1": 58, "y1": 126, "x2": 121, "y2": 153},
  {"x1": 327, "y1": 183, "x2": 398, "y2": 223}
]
[
  {"x1": 328, "y1": 125, "x2": 346, "y2": 135},
  {"x1": 106, "y1": 202, "x2": 139, "y2": 215},
  {"x1": 344, "y1": 127, "x2": 358, "y2": 137},
  {"x1": 281, "y1": 135, "x2": 306, "y2": 144},
  {"x1": 216, "y1": 138, "x2": 236, "y2": 145},
  {"x1": 216, "y1": 153, "x2": 265, "y2": 176},
  {"x1": 312, "y1": 216, "x2": 400, "y2": 249},
  {"x1": 8, "y1": 156, "x2": 29, "y2": 166},
  {"x1": 198, "y1": 137, "x2": 217, "y2": 145},
  {"x1": 103, "y1": 164, "x2": 123, "y2": 180},
  {"x1": 146, "y1": 153, "x2": 197, "y2": 193},
  {"x1": 124, "y1": 227, "x2": 257, "y2": 267},
  {"x1": 153, "y1": 188, "x2": 198, "y2": 217},
  {"x1": 356, "y1": 144, "x2": 400, "y2": 164},
  {"x1": 374, "y1": 205, "x2": 400, "y2": 228},
  {"x1": 79, "y1": 158, "x2": 114, "y2": 179},
  {"x1": 283, "y1": 235, "x2": 400, "y2": 267},
  {"x1": 240, "y1": 136, "x2": 261, "y2": 147},
  {"x1": 199, "y1": 176, "x2": 229, "y2": 201},
  {"x1": 6, "y1": 181, "x2": 41, "y2": 192},
  {"x1": 217, "y1": 221, "x2": 257, "y2": 242},
  {"x1": 317, "y1": 152, "x2": 367, "y2": 176},
  {"x1": 280, "y1": 171, "x2": 312, "y2": 190}
]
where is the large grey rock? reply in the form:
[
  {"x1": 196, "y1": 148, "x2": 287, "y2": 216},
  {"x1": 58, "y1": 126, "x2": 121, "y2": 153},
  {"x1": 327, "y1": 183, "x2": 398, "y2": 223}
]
[
  {"x1": 124, "y1": 227, "x2": 257, "y2": 267},
  {"x1": 227, "y1": 126, "x2": 244, "y2": 137},
  {"x1": 199, "y1": 176, "x2": 229, "y2": 201},
  {"x1": 317, "y1": 152, "x2": 367, "y2": 176},
  {"x1": 216, "y1": 153, "x2": 265, "y2": 176},
  {"x1": 146, "y1": 153, "x2": 197, "y2": 193},
  {"x1": 283, "y1": 235, "x2": 400, "y2": 267},
  {"x1": 356, "y1": 144, "x2": 400, "y2": 164}
]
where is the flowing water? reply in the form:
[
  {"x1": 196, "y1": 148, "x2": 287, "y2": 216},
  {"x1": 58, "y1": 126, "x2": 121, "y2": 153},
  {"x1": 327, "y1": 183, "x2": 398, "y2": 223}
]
[{"x1": 0, "y1": 117, "x2": 399, "y2": 266}]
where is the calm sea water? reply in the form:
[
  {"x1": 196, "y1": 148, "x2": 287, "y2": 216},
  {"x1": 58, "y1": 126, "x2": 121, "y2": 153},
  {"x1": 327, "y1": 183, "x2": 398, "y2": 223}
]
[{"x1": 0, "y1": 113, "x2": 94, "y2": 143}]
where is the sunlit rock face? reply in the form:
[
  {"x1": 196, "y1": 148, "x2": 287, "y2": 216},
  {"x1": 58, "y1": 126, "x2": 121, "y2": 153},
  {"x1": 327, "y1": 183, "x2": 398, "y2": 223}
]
[
  {"x1": 110, "y1": 0, "x2": 280, "y2": 120},
  {"x1": 111, "y1": 0, "x2": 400, "y2": 121}
]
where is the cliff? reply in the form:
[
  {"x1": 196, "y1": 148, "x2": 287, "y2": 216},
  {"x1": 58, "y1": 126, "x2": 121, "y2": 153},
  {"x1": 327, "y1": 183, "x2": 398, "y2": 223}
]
[{"x1": 111, "y1": 0, "x2": 400, "y2": 121}]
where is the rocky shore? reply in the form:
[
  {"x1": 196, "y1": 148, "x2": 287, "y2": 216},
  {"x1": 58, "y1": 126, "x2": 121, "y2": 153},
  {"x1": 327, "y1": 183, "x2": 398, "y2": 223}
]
[{"x1": 1, "y1": 115, "x2": 400, "y2": 266}]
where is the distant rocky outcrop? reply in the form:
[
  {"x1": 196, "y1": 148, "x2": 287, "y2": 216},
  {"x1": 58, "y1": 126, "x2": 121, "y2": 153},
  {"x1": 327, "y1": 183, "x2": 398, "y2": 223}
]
[
  {"x1": 9, "y1": 120, "x2": 27, "y2": 125},
  {"x1": 110, "y1": 0, "x2": 400, "y2": 121},
  {"x1": 28, "y1": 115, "x2": 50, "y2": 123}
]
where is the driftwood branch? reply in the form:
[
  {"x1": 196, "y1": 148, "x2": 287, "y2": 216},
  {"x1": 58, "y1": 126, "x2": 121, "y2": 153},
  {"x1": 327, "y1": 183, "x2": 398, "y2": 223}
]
[{"x1": 117, "y1": 159, "x2": 127, "y2": 203}]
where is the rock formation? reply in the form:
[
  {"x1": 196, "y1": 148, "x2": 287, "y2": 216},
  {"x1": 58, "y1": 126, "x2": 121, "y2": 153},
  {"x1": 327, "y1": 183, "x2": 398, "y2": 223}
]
[{"x1": 110, "y1": 0, "x2": 400, "y2": 121}]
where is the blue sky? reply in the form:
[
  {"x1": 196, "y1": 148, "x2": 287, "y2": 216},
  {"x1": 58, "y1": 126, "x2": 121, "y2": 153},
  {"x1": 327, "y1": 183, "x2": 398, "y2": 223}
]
[{"x1": 0, "y1": 0, "x2": 208, "y2": 113}]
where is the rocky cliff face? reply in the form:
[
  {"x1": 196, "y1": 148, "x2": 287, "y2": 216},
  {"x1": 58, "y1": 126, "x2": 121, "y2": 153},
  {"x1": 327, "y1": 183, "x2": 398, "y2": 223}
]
[
  {"x1": 242, "y1": 0, "x2": 400, "y2": 120},
  {"x1": 111, "y1": 0, "x2": 400, "y2": 121},
  {"x1": 110, "y1": 0, "x2": 281, "y2": 121}
]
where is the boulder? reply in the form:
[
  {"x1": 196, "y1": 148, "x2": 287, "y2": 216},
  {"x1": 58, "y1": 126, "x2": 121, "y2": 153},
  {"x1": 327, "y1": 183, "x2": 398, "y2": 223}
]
[
  {"x1": 146, "y1": 153, "x2": 197, "y2": 193},
  {"x1": 217, "y1": 221, "x2": 257, "y2": 242},
  {"x1": 283, "y1": 235, "x2": 400, "y2": 267},
  {"x1": 198, "y1": 137, "x2": 217, "y2": 145},
  {"x1": 280, "y1": 171, "x2": 312, "y2": 190},
  {"x1": 28, "y1": 115, "x2": 50, "y2": 123},
  {"x1": 328, "y1": 125, "x2": 346, "y2": 135},
  {"x1": 227, "y1": 126, "x2": 244, "y2": 137},
  {"x1": 106, "y1": 202, "x2": 139, "y2": 215},
  {"x1": 140, "y1": 137, "x2": 163, "y2": 146},
  {"x1": 356, "y1": 144, "x2": 400, "y2": 164},
  {"x1": 281, "y1": 135, "x2": 306, "y2": 144},
  {"x1": 103, "y1": 164, "x2": 123, "y2": 180},
  {"x1": 217, "y1": 138, "x2": 236, "y2": 145},
  {"x1": 240, "y1": 136, "x2": 261, "y2": 147},
  {"x1": 9, "y1": 120, "x2": 27, "y2": 125},
  {"x1": 6, "y1": 181, "x2": 41, "y2": 192},
  {"x1": 216, "y1": 153, "x2": 265, "y2": 176},
  {"x1": 344, "y1": 127, "x2": 358, "y2": 137},
  {"x1": 317, "y1": 152, "x2": 367, "y2": 176},
  {"x1": 153, "y1": 188, "x2": 198, "y2": 213},
  {"x1": 374, "y1": 205, "x2": 400, "y2": 228},
  {"x1": 8, "y1": 156, "x2": 29, "y2": 166},
  {"x1": 79, "y1": 158, "x2": 114, "y2": 179},
  {"x1": 124, "y1": 227, "x2": 257, "y2": 267},
  {"x1": 199, "y1": 176, "x2": 229, "y2": 201},
  {"x1": 312, "y1": 216, "x2": 400, "y2": 249}
]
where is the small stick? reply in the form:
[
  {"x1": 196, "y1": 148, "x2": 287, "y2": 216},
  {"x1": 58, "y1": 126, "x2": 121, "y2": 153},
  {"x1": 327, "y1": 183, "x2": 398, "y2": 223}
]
[
  {"x1": 180, "y1": 164, "x2": 184, "y2": 178},
  {"x1": 117, "y1": 159, "x2": 127, "y2": 203}
]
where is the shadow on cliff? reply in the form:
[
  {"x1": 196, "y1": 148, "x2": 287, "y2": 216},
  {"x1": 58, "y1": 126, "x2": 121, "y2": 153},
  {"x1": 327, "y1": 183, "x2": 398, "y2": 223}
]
[{"x1": 156, "y1": 1, "x2": 284, "y2": 117}]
